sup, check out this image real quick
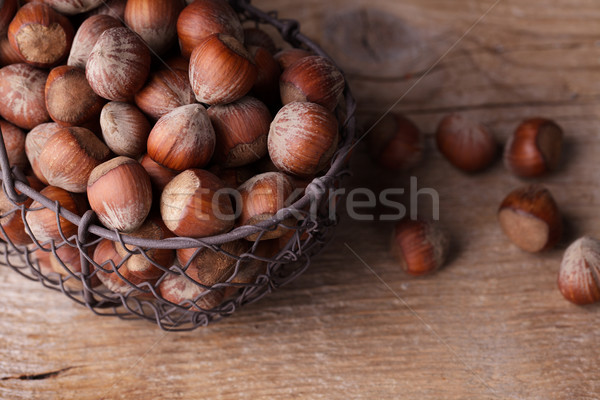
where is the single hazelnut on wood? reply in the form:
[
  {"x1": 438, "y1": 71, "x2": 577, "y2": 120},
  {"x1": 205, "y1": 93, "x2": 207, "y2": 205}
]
[
  {"x1": 280, "y1": 55, "x2": 345, "y2": 111},
  {"x1": 93, "y1": 238, "x2": 151, "y2": 296},
  {"x1": 114, "y1": 218, "x2": 174, "y2": 280},
  {"x1": 367, "y1": 113, "x2": 424, "y2": 171},
  {"x1": 7, "y1": 3, "x2": 74, "y2": 68},
  {"x1": 37, "y1": 126, "x2": 110, "y2": 193},
  {"x1": 189, "y1": 33, "x2": 257, "y2": 105},
  {"x1": 67, "y1": 14, "x2": 122, "y2": 70},
  {"x1": 208, "y1": 96, "x2": 271, "y2": 168},
  {"x1": 45, "y1": 65, "x2": 104, "y2": 126},
  {"x1": 158, "y1": 271, "x2": 225, "y2": 310},
  {"x1": 160, "y1": 169, "x2": 234, "y2": 238},
  {"x1": 139, "y1": 154, "x2": 178, "y2": 193},
  {"x1": 0, "y1": 175, "x2": 43, "y2": 246},
  {"x1": 0, "y1": 0, "x2": 18, "y2": 36},
  {"x1": 25, "y1": 185, "x2": 88, "y2": 243},
  {"x1": 498, "y1": 184, "x2": 562, "y2": 252},
  {"x1": 558, "y1": 237, "x2": 600, "y2": 305},
  {"x1": 176, "y1": 0, "x2": 243, "y2": 58},
  {"x1": 85, "y1": 0, "x2": 127, "y2": 20},
  {"x1": 25, "y1": 122, "x2": 62, "y2": 185},
  {"x1": 0, "y1": 119, "x2": 28, "y2": 170},
  {"x1": 274, "y1": 48, "x2": 312, "y2": 70},
  {"x1": 44, "y1": 0, "x2": 104, "y2": 15},
  {"x1": 268, "y1": 101, "x2": 339, "y2": 177},
  {"x1": 244, "y1": 27, "x2": 277, "y2": 54},
  {"x1": 391, "y1": 218, "x2": 449, "y2": 276},
  {"x1": 100, "y1": 101, "x2": 151, "y2": 158},
  {"x1": 237, "y1": 172, "x2": 296, "y2": 241},
  {"x1": 124, "y1": 0, "x2": 186, "y2": 55},
  {"x1": 436, "y1": 113, "x2": 497, "y2": 172},
  {"x1": 87, "y1": 156, "x2": 153, "y2": 233},
  {"x1": 0, "y1": 36, "x2": 24, "y2": 66},
  {"x1": 134, "y1": 68, "x2": 196, "y2": 121},
  {"x1": 504, "y1": 118, "x2": 563, "y2": 177},
  {"x1": 86, "y1": 27, "x2": 151, "y2": 101},
  {"x1": 147, "y1": 104, "x2": 216, "y2": 171},
  {"x1": 0, "y1": 63, "x2": 50, "y2": 129}
]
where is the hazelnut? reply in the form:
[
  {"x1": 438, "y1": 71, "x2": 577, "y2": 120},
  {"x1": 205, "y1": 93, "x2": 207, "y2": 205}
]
[
  {"x1": 87, "y1": 156, "x2": 153, "y2": 233},
  {"x1": 498, "y1": 184, "x2": 562, "y2": 252},
  {"x1": 158, "y1": 271, "x2": 224, "y2": 310},
  {"x1": 0, "y1": 175, "x2": 42, "y2": 246},
  {"x1": 208, "y1": 96, "x2": 271, "y2": 167},
  {"x1": 37, "y1": 126, "x2": 110, "y2": 193},
  {"x1": 274, "y1": 48, "x2": 312, "y2": 70},
  {"x1": 45, "y1": 65, "x2": 105, "y2": 126},
  {"x1": 25, "y1": 185, "x2": 88, "y2": 243},
  {"x1": 367, "y1": 113, "x2": 424, "y2": 171},
  {"x1": 237, "y1": 172, "x2": 296, "y2": 241},
  {"x1": 7, "y1": 3, "x2": 74, "y2": 68},
  {"x1": 44, "y1": 0, "x2": 104, "y2": 15},
  {"x1": 160, "y1": 169, "x2": 234, "y2": 238},
  {"x1": 85, "y1": 0, "x2": 127, "y2": 20},
  {"x1": 49, "y1": 244, "x2": 100, "y2": 289},
  {"x1": 222, "y1": 240, "x2": 276, "y2": 299},
  {"x1": 0, "y1": 63, "x2": 50, "y2": 129},
  {"x1": 435, "y1": 113, "x2": 497, "y2": 172},
  {"x1": 0, "y1": 36, "x2": 24, "y2": 67},
  {"x1": 558, "y1": 237, "x2": 600, "y2": 305},
  {"x1": 25, "y1": 122, "x2": 62, "y2": 185},
  {"x1": 391, "y1": 218, "x2": 449, "y2": 276},
  {"x1": 67, "y1": 14, "x2": 122, "y2": 70},
  {"x1": 268, "y1": 101, "x2": 339, "y2": 177},
  {"x1": 0, "y1": 119, "x2": 28, "y2": 170},
  {"x1": 0, "y1": 0, "x2": 18, "y2": 36},
  {"x1": 189, "y1": 33, "x2": 257, "y2": 105},
  {"x1": 100, "y1": 101, "x2": 151, "y2": 158},
  {"x1": 244, "y1": 28, "x2": 277, "y2": 54},
  {"x1": 176, "y1": 0, "x2": 243, "y2": 58},
  {"x1": 124, "y1": 0, "x2": 186, "y2": 55},
  {"x1": 249, "y1": 45, "x2": 282, "y2": 106},
  {"x1": 139, "y1": 154, "x2": 178, "y2": 193},
  {"x1": 208, "y1": 164, "x2": 255, "y2": 189},
  {"x1": 86, "y1": 27, "x2": 151, "y2": 101},
  {"x1": 114, "y1": 218, "x2": 174, "y2": 280},
  {"x1": 280, "y1": 55, "x2": 345, "y2": 111},
  {"x1": 134, "y1": 68, "x2": 196, "y2": 121},
  {"x1": 504, "y1": 118, "x2": 563, "y2": 177},
  {"x1": 147, "y1": 104, "x2": 215, "y2": 171}
]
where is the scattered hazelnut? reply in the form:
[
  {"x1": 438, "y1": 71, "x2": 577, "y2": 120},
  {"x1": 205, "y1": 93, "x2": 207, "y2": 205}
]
[
  {"x1": 176, "y1": 0, "x2": 243, "y2": 58},
  {"x1": 45, "y1": 65, "x2": 105, "y2": 126},
  {"x1": 436, "y1": 113, "x2": 497, "y2": 172},
  {"x1": 67, "y1": 14, "x2": 122, "y2": 70},
  {"x1": 86, "y1": 27, "x2": 151, "y2": 101},
  {"x1": 367, "y1": 113, "x2": 423, "y2": 171},
  {"x1": 134, "y1": 68, "x2": 196, "y2": 121},
  {"x1": 504, "y1": 117, "x2": 563, "y2": 177},
  {"x1": 280, "y1": 55, "x2": 345, "y2": 111},
  {"x1": 37, "y1": 126, "x2": 110, "y2": 193},
  {"x1": 100, "y1": 101, "x2": 151, "y2": 158},
  {"x1": 558, "y1": 236, "x2": 600, "y2": 305},
  {"x1": 25, "y1": 122, "x2": 62, "y2": 185},
  {"x1": 268, "y1": 101, "x2": 339, "y2": 177},
  {"x1": 160, "y1": 169, "x2": 234, "y2": 238},
  {"x1": 147, "y1": 104, "x2": 215, "y2": 171},
  {"x1": 208, "y1": 96, "x2": 271, "y2": 167},
  {"x1": 498, "y1": 184, "x2": 562, "y2": 252},
  {"x1": 0, "y1": 63, "x2": 50, "y2": 129},
  {"x1": 25, "y1": 185, "x2": 88, "y2": 243},
  {"x1": 87, "y1": 156, "x2": 153, "y2": 233},
  {"x1": 7, "y1": 2, "x2": 74, "y2": 68},
  {"x1": 237, "y1": 172, "x2": 296, "y2": 241},
  {"x1": 189, "y1": 33, "x2": 257, "y2": 105},
  {"x1": 391, "y1": 218, "x2": 449, "y2": 276}
]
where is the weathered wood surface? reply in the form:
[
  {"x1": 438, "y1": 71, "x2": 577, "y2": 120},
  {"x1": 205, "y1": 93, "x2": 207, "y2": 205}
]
[{"x1": 2, "y1": 0, "x2": 600, "y2": 398}]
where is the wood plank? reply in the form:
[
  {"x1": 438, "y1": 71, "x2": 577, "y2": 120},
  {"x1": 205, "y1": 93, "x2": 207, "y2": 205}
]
[{"x1": 2, "y1": 0, "x2": 600, "y2": 399}]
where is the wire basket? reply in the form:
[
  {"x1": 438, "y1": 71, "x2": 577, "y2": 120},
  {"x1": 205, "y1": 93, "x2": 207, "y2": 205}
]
[{"x1": 0, "y1": 0, "x2": 356, "y2": 331}]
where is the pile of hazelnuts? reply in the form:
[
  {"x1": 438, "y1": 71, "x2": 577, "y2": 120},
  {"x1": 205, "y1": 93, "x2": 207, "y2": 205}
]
[
  {"x1": 0, "y1": 0, "x2": 347, "y2": 308},
  {"x1": 370, "y1": 113, "x2": 600, "y2": 306}
]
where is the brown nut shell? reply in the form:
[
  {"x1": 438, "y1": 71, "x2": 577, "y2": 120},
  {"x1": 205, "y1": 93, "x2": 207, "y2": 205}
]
[
  {"x1": 67, "y1": 14, "x2": 122, "y2": 70},
  {"x1": 25, "y1": 122, "x2": 62, "y2": 185},
  {"x1": 134, "y1": 68, "x2": 195, "y2": 121},
  {"x1": 391, "y1": 219, "x2": 449, "y2": 276},
  {"x1": 0, "y1": 63, "x2": 50, "y2": 129},
  {"x1": 367, "y1": 113, "x2": 423, "y2": 171},
  {"x1": 100, "y1": 101, "x2": 151, "y2": 158},
  {"x1": 558, "y1": 237, "x2": 600, "y2": 305},
  {"x1": 0, "y1": 119, "x2": 27, "y2": 170}
]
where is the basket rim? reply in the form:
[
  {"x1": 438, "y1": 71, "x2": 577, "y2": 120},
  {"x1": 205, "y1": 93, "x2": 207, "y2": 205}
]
[{"x1": 0, "y1": 0, "x2": 357, "y2": 252}]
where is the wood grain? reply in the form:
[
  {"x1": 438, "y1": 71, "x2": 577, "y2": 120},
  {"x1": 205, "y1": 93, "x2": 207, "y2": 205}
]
[{"x1": 2, "y1": 0, "x2": 600, "y2": 399}]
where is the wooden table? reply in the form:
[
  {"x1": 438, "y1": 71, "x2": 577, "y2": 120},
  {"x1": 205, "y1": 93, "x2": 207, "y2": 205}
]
[{"x1": 2, "y1": 0, "x2": 600, "y2": 398}]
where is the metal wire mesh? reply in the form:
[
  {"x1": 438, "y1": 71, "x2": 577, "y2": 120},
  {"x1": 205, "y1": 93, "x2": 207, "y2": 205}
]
[{"x1": 0, "y1": 0, "x2": 356, "y2": 331}]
